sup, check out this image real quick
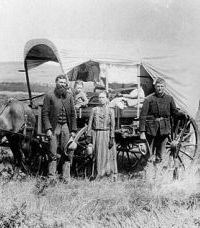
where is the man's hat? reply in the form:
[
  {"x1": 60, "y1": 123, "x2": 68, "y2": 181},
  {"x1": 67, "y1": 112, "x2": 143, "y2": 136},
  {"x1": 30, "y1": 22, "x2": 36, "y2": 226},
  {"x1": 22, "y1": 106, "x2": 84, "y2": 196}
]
[{"x1": 154, "y1": 77, "x2": 166, "y2": 85}]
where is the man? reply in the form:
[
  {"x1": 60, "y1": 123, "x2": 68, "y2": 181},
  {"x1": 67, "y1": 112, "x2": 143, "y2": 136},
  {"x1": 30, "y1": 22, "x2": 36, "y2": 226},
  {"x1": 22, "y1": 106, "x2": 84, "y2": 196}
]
[
  {"x1": 139, "y1": 77, "x2": 185, "y2": 163},
  {"x1": 42, "y1": 74, "x2": 77, "y2": 182}
]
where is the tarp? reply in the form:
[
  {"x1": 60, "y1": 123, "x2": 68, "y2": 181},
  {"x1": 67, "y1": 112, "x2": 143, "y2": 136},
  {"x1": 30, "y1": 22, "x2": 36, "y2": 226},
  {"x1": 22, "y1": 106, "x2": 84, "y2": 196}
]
[{"x1": 24, "y1": 38, "x2": 200, "y2": 117}]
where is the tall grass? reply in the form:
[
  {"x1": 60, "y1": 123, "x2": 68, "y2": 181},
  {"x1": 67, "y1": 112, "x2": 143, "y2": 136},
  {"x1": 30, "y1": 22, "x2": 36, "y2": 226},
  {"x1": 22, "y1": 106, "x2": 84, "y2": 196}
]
[{"x1": 0, "y1": 163, "x2": 200, "y2": 228}]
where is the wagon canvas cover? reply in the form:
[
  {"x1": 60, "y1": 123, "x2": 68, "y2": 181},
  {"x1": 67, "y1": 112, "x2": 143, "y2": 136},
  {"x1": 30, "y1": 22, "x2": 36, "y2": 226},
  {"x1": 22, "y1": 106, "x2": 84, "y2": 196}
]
[{"x1": 24, "y1": 38, "x2": 200, "y2": 118}]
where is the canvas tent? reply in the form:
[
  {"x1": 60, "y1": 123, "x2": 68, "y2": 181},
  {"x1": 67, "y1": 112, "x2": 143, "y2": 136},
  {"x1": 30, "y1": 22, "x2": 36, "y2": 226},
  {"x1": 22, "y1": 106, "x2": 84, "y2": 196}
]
[{"x1": 24, "y1": 38, "x2": 200, "y2": 118}]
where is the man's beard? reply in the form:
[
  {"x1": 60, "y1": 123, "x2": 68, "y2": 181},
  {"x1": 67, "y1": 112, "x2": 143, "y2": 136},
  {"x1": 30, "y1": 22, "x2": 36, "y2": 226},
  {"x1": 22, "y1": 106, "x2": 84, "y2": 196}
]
[{"x1": 54, "y1": 85, "x2": 67, "y2": 98}]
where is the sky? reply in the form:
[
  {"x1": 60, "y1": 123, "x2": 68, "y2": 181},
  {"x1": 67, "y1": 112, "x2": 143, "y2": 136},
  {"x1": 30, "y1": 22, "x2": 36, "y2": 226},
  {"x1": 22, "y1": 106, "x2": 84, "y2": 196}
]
[
  {"x1": 0, "y1": 0, "x2": 200, "y2": 115},
  {"x1": 0, "y1": 0, "x2": 200, "y2": 62}
]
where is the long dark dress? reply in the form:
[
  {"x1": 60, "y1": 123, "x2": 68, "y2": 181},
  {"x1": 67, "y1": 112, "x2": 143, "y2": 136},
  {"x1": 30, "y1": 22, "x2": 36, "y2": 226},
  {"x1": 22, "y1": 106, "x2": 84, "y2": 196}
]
[{"x1": 87, "y1": 105, "x2": 118, "y2": 177}]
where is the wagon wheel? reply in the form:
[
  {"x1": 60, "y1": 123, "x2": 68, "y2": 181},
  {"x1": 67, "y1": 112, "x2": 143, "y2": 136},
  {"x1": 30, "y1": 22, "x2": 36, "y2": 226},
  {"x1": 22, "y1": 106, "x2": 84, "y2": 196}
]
[
  {"x1": 116, "y1": 142, "x2": 144, "y2": 171},
  {"x1": 165, "y1": 116, "x2": 199, "y2": 179},
  {"x1": 73, "y1": 126, "x2": 94, "y2": 178},
  {"x1": 116, "y1": 127, "x2": 150, "y2": 172}
]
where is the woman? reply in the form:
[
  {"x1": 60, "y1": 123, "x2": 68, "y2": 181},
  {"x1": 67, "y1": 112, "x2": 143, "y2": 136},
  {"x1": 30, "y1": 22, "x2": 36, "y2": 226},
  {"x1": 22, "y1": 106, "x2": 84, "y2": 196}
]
[{"x1": 87, "y1": 91, "x2": 118, "y2": 180}]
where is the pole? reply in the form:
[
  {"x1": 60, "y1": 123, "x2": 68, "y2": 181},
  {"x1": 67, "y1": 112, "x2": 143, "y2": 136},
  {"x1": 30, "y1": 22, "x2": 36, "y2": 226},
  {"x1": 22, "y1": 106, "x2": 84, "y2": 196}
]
[
  {"x1": 105, "y1": 64, "x2": 109, "y2": 93},
  {"x1": 136, "y1": 64, "x2": 141, "y2": 119},
  {"x1": 24, "y1": 60, "x2": 33, "y2": 107}
]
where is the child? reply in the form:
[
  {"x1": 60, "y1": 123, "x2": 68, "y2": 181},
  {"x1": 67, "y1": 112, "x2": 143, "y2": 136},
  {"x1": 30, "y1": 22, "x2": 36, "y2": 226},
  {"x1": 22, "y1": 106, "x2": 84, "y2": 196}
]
[{"x1": 74, "y1": 80, "x2": 89, "y2": 110}]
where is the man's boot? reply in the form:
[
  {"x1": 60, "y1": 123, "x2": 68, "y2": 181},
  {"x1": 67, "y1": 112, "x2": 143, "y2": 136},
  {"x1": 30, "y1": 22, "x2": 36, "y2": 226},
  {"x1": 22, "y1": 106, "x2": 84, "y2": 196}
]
[{"x1": 61, "y1": 161, "x2": 71, "y2": 183}]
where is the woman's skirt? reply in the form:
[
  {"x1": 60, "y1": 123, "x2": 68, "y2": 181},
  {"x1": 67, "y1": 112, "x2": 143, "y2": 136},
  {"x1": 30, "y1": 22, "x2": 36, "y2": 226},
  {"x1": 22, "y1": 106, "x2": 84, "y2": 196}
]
[{"x1": 92, "y1": 130, "x2": 118, "y2": 177}]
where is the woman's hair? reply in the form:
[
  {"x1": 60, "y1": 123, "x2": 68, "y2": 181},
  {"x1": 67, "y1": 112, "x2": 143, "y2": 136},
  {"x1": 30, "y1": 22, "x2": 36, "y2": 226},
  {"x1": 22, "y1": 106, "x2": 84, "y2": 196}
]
[{"x1": 74, "y1": 80, "x2": 84, "y2": 88}]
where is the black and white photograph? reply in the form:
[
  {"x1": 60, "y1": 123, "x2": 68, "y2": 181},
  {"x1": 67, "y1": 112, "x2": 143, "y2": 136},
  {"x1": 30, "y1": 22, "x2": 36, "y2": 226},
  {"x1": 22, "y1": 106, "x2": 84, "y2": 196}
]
[{"x1": 0, "y1": 0, "x2": 200, "y2": 227}]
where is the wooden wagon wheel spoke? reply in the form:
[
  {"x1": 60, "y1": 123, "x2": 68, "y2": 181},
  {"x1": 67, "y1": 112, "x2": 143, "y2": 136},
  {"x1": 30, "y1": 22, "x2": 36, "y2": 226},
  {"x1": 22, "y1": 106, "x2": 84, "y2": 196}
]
[
  {"x1": 126, "y1": 150, "x2": 132, "y2": 167},
  {"x1": 181, "y1": 143, "x2": 197, "y2": 147},
  {"x1": 131, "y1": 151, "x2": 144, "y2": 154},
  {"x1": 117, "y1": 145, "x2": 122, "y2": 151},
  {"x1": 77, "y1": 138, "x2": 86, "y2": 143},
  {"x1": 166, "y1": 139, "x2": 172, "y2": 144},
  {"x1": 182, "y1": 132, "x2": 193, "y2": 141},
  {"x1": 179, "y1": 150, "x2": 194, "y2": 160},
  {"x1": 165, "y1": 116, "x2": 199, "y2": 180},
  {"x1": 77, "y1": 138, "x2": 87, "y2": 144},
  {"x1": 127, "y1": 146, "x2": 143, "y2": 169},
  {"x1": 76, "y1": 142, "x2": 86, "y2": 149},
  {"x1": 177, "y1": 155, "x2": 185, "y2": 170},
  {"x1": 186, "y1": 119, "x2": 192, "y2": 128},
  {"x1": 168, "y1": 135, "x2": 172, "y2": 142},
  {"x1": 129, "y1": 150, "x2": 140, "y2": 159},
  {"x1": 174, "y1": 120, "x2": 180, "y2": 139},
  {"x1": 116, "y1": 139, "x2": 145, "y2": 170}
]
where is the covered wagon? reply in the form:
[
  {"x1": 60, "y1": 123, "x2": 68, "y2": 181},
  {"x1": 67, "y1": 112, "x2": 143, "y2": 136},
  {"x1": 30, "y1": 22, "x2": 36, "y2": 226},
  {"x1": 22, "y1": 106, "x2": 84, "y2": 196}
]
[{"x1": 22, "y1": 38, "x2": 200, "y2": 177}]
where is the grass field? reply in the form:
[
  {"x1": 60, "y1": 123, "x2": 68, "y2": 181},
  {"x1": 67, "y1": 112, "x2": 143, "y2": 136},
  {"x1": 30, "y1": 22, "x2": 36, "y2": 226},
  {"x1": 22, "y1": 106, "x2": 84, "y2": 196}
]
[{"x1": 0, "y1": 163, "x2": 200, "y2": 228}]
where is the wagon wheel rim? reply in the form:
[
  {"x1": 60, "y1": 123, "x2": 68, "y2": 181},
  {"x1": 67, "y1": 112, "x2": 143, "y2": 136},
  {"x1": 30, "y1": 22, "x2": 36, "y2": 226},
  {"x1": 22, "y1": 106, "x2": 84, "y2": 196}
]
[{"x1": 165, "y1": 117, "x2": 199, "y2": 177}]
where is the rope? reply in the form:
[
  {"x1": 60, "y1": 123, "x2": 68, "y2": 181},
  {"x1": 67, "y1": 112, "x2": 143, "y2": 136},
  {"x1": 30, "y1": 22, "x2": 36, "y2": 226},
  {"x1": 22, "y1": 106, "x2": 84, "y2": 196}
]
[{"x1": 18, "y1": 93, "x2": 45, "y2": 102}]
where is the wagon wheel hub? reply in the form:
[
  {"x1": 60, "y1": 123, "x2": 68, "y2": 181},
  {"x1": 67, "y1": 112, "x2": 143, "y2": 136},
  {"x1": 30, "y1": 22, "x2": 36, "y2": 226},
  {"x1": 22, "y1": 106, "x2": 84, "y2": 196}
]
[{"x1": 170, "y1": 140, "x2": 179, "y2": 153}]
